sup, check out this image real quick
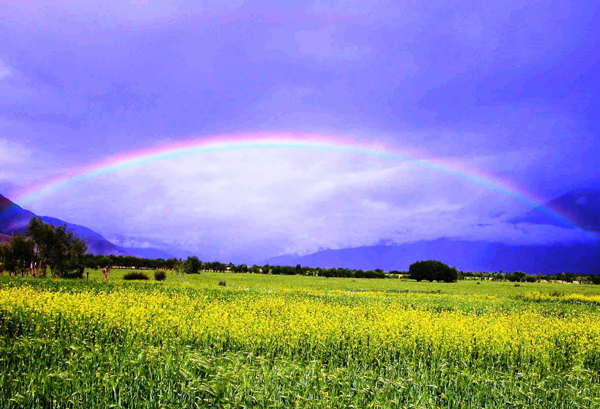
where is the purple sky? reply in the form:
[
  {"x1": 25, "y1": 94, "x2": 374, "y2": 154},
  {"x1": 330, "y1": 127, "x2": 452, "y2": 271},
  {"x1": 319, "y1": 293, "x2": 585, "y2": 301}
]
[{"x1": 1, "y1": 1, "x2": 599, "y2": 262}]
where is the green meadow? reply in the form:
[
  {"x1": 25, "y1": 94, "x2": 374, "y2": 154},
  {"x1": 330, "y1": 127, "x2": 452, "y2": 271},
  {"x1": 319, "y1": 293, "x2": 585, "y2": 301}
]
[{"x1": 1, "y1": 271, "x2": 600, "y2": 408}]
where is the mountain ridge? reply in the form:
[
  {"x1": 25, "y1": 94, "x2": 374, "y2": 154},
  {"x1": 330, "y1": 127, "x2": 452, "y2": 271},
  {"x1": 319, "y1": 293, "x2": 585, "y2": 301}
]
[
  {"x1": 510, "y1": 189, "x2": 600, "y2": 232},
  {"x1": 3, "y1": 188, "x2": 600, "y2": 268},
  {"x1": 0, "y1": 194, "x2": 171, "y2": 258},
  {"x1": 264, "y1": 238, "x2": 600, "y2": 274},
  {"x1": 265, "y1": 188, "x2": 600, "y2": 274}
]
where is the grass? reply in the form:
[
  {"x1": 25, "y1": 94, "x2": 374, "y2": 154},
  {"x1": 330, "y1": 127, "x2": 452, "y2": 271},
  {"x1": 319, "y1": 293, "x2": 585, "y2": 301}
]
[
  {"x1": 84, "y1": 268, "x2": 600, "y2": 296},
  {"x1": 1, "y1": 270, "x2": 600, "y2": 408}
]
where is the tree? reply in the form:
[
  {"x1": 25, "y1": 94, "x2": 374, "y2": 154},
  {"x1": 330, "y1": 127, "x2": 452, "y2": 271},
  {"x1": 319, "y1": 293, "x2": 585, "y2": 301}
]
[
  {"x1": 1, "y1": 235, "x2": 34, "y2": 276},
  {"x1": 27, "y1": 217, "x2": 55, "y2": 277},
  {"x1": 0, "y1": 244, "x2": 14, "y2": 274},
  {"x1": 505, "y1": 271, "x2": 526, "y2": 282},
  {"x1": 184, "y1": 256, "x2": 202, "y2": 274},
  {"x1": 65, "y1": 234, "x2": 87, "y2": 278},
  {"x1": 26, "y1": 217, "x2": 87, "y2": 278},
  {"x1": 409, "y1": 260, "x2": 459, "y2": 282},
  {"x1": 173, "y1": 259, "x2": 186, "y2": 276}
]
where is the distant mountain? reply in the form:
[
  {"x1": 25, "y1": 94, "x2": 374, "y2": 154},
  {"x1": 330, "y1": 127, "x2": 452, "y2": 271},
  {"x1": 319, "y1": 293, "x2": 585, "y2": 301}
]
[
  {"x1": 0, "y1": 193, "x2": 170, "y2": 258},
  {"x1": 105, "y1": 234, "x2": 192, "y2": 259},
  {"x1": 267, "y1": 252, "x2": 302, "y2": 266},
  {"x1": 0, "y1": 194, "x2": 36, "y2": 235},
  {"x1": 265, "y1": 238, "x2": 600, "y2": 275},
  {"x1": 120, "y1": 246, "x2": 175, "y2": 259},
  {"x1": 0, "y1": 193, "x2": 127, "y2": 255},
  {"x1": 510, "y1": 189, "x2": 600, "y2": 232}
]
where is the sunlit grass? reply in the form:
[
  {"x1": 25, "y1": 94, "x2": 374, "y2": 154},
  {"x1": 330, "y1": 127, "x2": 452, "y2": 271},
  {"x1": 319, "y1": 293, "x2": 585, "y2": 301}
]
[{"x1": 1, "y1": 272, "x2": 600, "y2": 407}]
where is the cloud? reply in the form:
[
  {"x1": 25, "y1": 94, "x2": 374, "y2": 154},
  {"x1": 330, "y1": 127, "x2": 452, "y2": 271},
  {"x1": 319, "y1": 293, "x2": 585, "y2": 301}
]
[
  {"x1": 0, "y1": 130, "x2": 72, "y2": 200},
  {"x1": 2, "y1": 0, "x2": 597, "y2": 264},
  {"x1": 291, "y1": 26, "x2": 370, "y2": 62},
  {"x1": 21, "y1": 148, "x2": 592, "y2": 263},
  {"x1": 0, "y1": 138, "x2": 29, "y2": 164},
  {"x1": 459, "y1": 222, "x2": 594, "y2": 246},
  {"x1": 0, "y1": 0, "x2": 246, "y2": 25},
  {"x1": 0, "y1": 59, "x2": 12, "y2": 80},
  {"x1": 0, "y1": 137, "x2": 37, "y2": 196},
  {"x1": 0, "y1": 57, "x2": 49, "y2": 105}
]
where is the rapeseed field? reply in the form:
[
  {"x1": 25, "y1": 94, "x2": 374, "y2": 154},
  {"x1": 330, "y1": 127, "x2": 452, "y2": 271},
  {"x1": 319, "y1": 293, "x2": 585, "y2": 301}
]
[{"x1": 1, "y1": 272, "x2": 600, "y2": 408}]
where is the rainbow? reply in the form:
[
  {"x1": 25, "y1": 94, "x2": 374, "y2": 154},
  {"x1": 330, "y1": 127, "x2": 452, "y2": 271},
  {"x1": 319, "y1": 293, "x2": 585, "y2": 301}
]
[{"x1": 12, "y1": 132, "x2": 596, "y2": 239}]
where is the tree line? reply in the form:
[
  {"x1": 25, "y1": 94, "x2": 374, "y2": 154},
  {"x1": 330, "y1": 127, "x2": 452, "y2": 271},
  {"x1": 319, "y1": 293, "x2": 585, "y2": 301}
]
[
  {"x1": 460, "y1": 270, "x2": 600, "y2": 284},
  {"x1": 80, "y1": 254, "x2": 390, "y2": 278},
  {"x1": 1, "y1": 219, "x2": 597, "y2": 284}
]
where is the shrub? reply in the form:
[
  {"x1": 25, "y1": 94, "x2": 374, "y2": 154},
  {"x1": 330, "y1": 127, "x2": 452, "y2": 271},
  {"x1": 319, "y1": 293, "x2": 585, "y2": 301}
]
[
  {"x1": 409, "y1": 260, "x2": 459, "y2": 282},
  {"x1": 505, "y1": 271, "x2": 526, "y2": 282},
  {"x1": 154, "y1": 270, "x2": 167, "y2": 281},
  {"x1": 218, "y1": 280, "x2": 226, "y2": 286},
  {"x1": 555, "y1": 272, "x2": 576, "y2": 283},
  {"x1": 64, "y1": 270, "x2": 85, "y2": 279},
  {"x1": 123, "y1": 272, "x2": 149, "y2": 281},
  {"x1": 185, "y1": 256, "x2": 202, "y2": 274}
]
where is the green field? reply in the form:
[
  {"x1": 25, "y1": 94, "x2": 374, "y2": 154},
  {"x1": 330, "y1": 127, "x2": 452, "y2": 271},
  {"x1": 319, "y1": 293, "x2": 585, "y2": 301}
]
[{"x1": 1, "y1": 271, "x2": 600, "y2": 408}]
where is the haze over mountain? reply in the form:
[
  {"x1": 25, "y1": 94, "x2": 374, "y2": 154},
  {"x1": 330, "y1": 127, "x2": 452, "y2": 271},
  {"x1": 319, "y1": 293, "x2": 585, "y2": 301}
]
[
  {"x1": 105, "y1": 234, "x2": 193, "y2": 260},
  {"x1": 2, "y1": 188, "x2": 599, "y2": 272},
  {"x1": 510, "y1": 189, "x2": 600, "y2": 232},
  {"x1": 0, "y1": 193, "x2": 174, "y2": 259},
  {"x1": 265, "y1": 239, "x2": 600, "y2": 275},
  {"x1": 267, "y1": 189, "x2": 600, "y2": 274}
]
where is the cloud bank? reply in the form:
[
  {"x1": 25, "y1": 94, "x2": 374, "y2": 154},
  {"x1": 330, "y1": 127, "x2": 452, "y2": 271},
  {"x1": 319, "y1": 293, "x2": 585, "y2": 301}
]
[{"x1": 21, "y1": 148, "x2": 592, "y2": 263}]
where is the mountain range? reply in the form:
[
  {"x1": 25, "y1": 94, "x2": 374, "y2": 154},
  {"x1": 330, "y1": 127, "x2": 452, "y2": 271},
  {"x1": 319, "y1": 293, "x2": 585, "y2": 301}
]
[
  {"x1": 0, "y1": 194, "x2": 175, "y2": 259},
  {"x1": 510, "y1": 189, "x2": 600, "y2": 232},
  {"x1": 1, "y1": 189, "x2": 599, "y2": 273},
  {"x1": 265, "y1": 189, "x2": 600, "y2": 274},
  {"x1": 265, "y1": 238, "x2": 600, "y2": 275}
]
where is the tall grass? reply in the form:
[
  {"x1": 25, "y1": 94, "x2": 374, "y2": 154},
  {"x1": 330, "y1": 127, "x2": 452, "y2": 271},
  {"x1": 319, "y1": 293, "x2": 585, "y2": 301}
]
[{"x1": 1, "y1": 275, "x2": 600, "y2": 407}]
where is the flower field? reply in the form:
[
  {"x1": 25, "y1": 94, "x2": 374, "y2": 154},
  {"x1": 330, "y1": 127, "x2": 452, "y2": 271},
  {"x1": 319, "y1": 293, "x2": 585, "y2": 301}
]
[{"x1": 1, "y1": 273, "x2": 600, "y2": 408}]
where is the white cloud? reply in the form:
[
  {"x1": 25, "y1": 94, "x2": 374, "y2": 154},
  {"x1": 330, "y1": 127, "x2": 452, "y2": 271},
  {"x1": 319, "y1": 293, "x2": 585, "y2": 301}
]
[
  {"x1": 459, "y1": 222, "x2": 594, "y2": 246},
  {"x1": 292, "y1": 26, "x2": 369, "y2": 61},
  {"x1": 0, "y1": 129, "x2": 73, "y2": 203},
  {"x1": 0, "y1": 137, "x2": 38, "y2": 198},
  {"x1": 22, "y1": 147, "x2": 592, "y2": 262},
  {"x1": 0, "y1": 0, "x2": 246, "y2": 24},
  {"x1": 309, "y1": 0, "x2": 403, "y2": 21},
  {"x1": 0, "y1": 59, "x2": 12, "y2": 80},
  {"x1": 0, "y1": 138, "x2": 28, "y2": 164}
]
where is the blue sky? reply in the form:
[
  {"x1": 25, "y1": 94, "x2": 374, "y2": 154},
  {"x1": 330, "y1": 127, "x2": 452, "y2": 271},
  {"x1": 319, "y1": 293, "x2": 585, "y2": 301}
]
[{"x1": 1, "y1": 1, "x2": 599, "y2": 262}]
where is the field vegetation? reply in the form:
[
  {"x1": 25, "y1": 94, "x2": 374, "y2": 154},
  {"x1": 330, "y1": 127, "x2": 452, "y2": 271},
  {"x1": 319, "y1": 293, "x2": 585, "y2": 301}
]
[{"x1": 1, "y1": 271, "x2": 600, "y2": 408}]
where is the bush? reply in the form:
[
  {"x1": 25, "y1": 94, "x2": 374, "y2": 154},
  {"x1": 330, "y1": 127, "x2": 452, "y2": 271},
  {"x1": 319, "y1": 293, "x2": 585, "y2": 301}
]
[
  {"x1": 555, "y1": 272, "x2": 576, "y2": 283},
  {"x1": 154, "y1": 270, "x2": 167, "y2": 281},
  {"x1": 123, "y1": 272, "x2": 149, "y2": 281},
  {"x1": 218, "y1": 280, "x2": 226, "y2": 286},
  {"x1": 505, "y1": 271, "x2": 526, "y2": 282},
  {"x1": 64, "y1": 270, "x2": 85, "y2": 279},
  {"x1": 185, "y1": 256, "x2": 202, "y2": 274},
  {"x1": 409, "y1": 260, "x2": 459, "y2": 282}
]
